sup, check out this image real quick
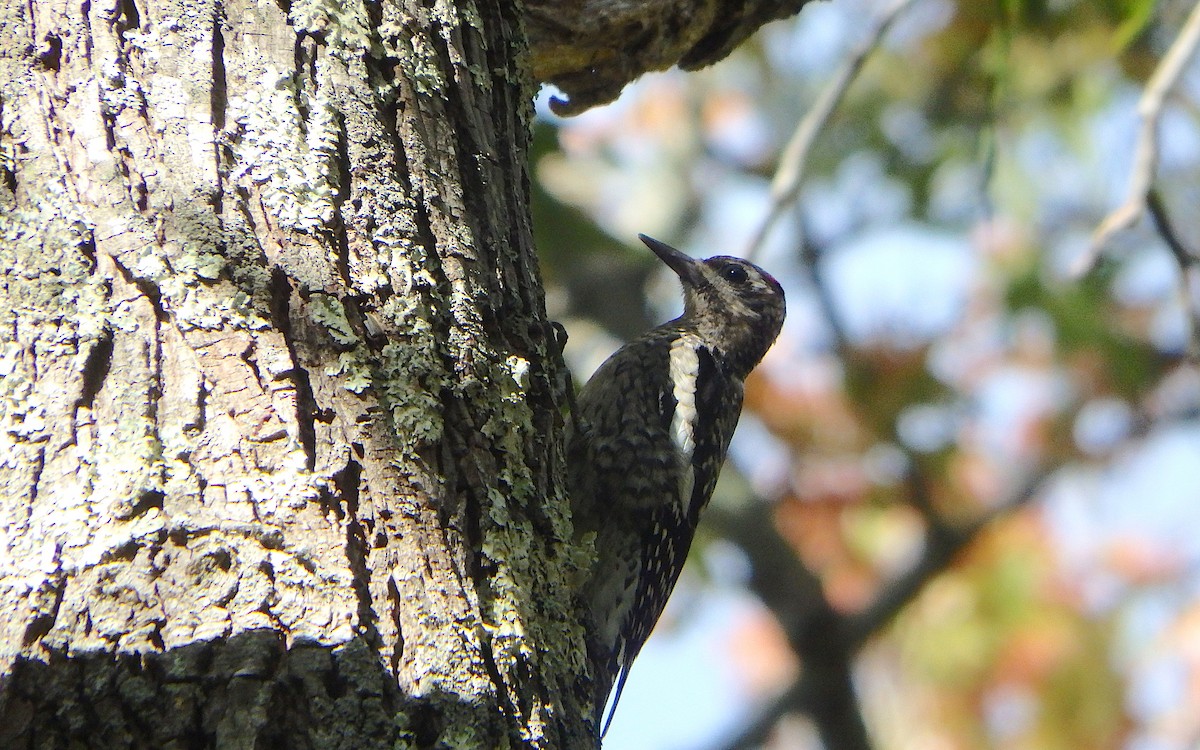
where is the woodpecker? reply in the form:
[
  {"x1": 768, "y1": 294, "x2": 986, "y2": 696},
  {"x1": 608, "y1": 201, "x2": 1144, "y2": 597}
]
[{"x1": 568, "y1": 234, "x2": 786, "y2": 737}]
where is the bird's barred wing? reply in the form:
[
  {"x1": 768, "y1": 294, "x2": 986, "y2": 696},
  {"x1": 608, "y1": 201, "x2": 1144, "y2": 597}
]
[
  {"x1": 602, "y1": 499, "x2": 692, "y2": 737},
  {"x1": 686, "y1": 345, "x2": 742, "y2": 525}
]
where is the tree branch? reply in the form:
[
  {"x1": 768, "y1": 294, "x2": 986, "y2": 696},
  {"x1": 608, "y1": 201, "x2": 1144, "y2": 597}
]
[
  {"x1": 1079, "y1": 2, "x2": 1200, "y2": 274},
  {"x1": 797, "y1": 215, "x2": 852, "y2": 352},
  {"x1": 1145, "y1": 189, "x2": 1200, "y2": 358},
  {"x1": 707, "y1": 504, "x2": 871, "y2": 750},
  {"x1": 845, "y1": 463, "x2": 1054, "y2": 647},
  {"x1": 529, "y1": 0, "x2": 817, "y2": 115},
  {"x1": 744, "y1": 0, "x2": 918, "y2": 260},
  {"x1": 713, "y1": 464, "x2": 1054, "y2": 750}
]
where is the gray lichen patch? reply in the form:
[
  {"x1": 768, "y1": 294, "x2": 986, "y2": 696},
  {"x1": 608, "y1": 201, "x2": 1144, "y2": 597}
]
[
  {"x1": 0, "y1": 186, "x2": 109, "y2": 345},
  {"x1": 376, "y1": 340, "x2": 447, "y2": 449},
  {"x1": 0, "y1": 183, "x2": 118, "y2": 503},
  {"x1": 445, "y1": 339, "x2": 586, "y2": 740},
  {"x1": 309, "y1": 294, "x2": 361, "y2": 349},
  {"x1": 226, "y1": 69, "x2": 342, "y2": 235},
  {"x1": 290, "y1": 0, "x2": 372, "y2": 58}
]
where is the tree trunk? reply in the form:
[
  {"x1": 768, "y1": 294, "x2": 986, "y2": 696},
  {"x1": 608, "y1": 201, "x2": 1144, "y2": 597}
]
[
  {"x1": 0, "y1": 0, "x2": 815, "y2": 747},
  {"x1": 0, "y1": 0, "x2": 590, "y2": 745}
]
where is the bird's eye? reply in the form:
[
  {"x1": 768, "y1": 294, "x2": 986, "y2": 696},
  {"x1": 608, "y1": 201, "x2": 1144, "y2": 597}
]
[{"x1": 722, "y1": 264, "x2": 749, "y2": 284}]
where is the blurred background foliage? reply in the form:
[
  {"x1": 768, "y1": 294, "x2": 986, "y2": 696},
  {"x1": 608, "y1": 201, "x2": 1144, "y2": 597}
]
[{"x1": 531, "y1": 0, "x2": 1200, "y2": 748}]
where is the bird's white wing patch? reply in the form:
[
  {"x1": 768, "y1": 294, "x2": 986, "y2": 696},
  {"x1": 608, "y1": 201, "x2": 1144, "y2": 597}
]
[{"x1": 668, "y1": 338, "x2": 699, "y2": 461}]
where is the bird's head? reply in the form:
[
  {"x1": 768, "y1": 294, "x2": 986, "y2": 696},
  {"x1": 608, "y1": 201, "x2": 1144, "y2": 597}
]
[{"x1": 640, "y1": 234, "x2": 786, "y2": 378}]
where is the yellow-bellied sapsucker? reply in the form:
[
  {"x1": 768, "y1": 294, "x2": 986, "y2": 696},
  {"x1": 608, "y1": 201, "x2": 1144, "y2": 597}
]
[{"x1": 568, "y1": 234, "x2": 786, "y2": 737}]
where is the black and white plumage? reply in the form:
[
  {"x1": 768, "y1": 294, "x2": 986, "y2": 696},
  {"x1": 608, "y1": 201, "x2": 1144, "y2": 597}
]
[{"x1": 567, "y1": 234, "x2": 786, "y2": 737}]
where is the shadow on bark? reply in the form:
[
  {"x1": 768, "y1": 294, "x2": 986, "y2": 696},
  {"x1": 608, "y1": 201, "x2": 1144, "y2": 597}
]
[{"x1": 0, "y1": 630, "x2": 493, "y2": 750}]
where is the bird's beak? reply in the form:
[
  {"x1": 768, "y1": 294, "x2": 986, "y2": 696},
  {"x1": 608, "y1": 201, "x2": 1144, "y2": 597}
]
[{"x1": 639, "y1": 234, "x2": 703, "y2": 286}]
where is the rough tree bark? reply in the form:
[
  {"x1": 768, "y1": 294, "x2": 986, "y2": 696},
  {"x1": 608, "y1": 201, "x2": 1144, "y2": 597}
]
[{"x1": 0, "y1": 0, "x2": 813, "y2": 747}]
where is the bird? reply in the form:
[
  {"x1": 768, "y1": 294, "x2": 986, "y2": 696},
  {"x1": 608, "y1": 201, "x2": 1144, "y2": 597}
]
[{"x1": 567, "y1": 233, "x2": 786, "y2": 738}]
